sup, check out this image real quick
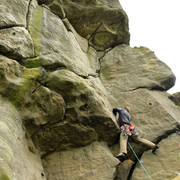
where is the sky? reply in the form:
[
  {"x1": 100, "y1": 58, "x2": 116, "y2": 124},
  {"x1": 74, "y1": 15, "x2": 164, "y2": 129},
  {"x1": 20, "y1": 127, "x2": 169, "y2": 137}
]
[{"x1": 119, "y1": 0, "x2": 180, "y2": 94}]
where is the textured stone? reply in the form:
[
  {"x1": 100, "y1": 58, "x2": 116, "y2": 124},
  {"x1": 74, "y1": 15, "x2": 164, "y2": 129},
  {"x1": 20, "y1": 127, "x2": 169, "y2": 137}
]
[
  {"x1": 62, "y1": 18, "x2": 89, "y2": 53},
  {"x1": 0, "y1": 27, "x2": 34, "y2": 60},
  {"x1": 0, "y1": 55, "x2": 65, "y2": 136},
  {"x1": 20, "y1": 85, "x2": 66, "y2": 135},
  {"x1": 31, "y1": 69, "x2": 119, "y2": 152},
  {"x1": 0, "y1": 0, "x2": 30, "y2": 28},
  {"x1": 0, "y1": 55, "x2": 24, "y2": 97},
  {"x1": 100, "y1": 45, "x2": 175, "y2": 93},
  {"x1": 109, "y1": 89, "x2": 180, "y2": 158},
  {"x1": 42, "y1": 142, "x2": 119, "y2": 180},
  {"x1": 115, "y1": 160, "x2": 134, "y2": 180},
  {"x1": 40, "y1": 0, "x2": 130, "y2": 50},
  {"x1": 131, "y1": 132, "x2": 180, "y2": 180},
  {"x1": 26, "y1": 1, "x2": 98, "y2": 76},
  {"x1": 44, "y1": 0, "x2": 66, "y2": 19},
  {"x1": 0, "y1": 96, "x2": 46, "y2": 180}
]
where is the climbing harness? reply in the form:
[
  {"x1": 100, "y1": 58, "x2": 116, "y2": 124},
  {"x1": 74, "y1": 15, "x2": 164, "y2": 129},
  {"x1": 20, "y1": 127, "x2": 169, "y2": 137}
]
[{"x1": 128, "y1": 141, "x2": 153, "y2": 180}]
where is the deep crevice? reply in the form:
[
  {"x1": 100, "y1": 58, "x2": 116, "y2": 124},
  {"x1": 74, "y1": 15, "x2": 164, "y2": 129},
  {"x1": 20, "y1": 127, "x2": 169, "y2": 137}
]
[
  {"x1": 26, "y1": 0, "x2": 33, "y2": 29},
  {"x1": 113, "y1": 85, "x2": 166, "y2": 94},
  {"x1": 0, "y1": 25, "x2": 24, "y2": 31},
  {"x1": 0, "y1": 50, "x2": 23, "y2": 61},
  {"x1": 87, "y1": 22, "x2": 103, "y2": 42},
  {"x1": 31, "y1": 81, "x2": 45, "y2": 93},
  {"x1": 46, "y1": 65, "x2": 99, "y2": 80}
]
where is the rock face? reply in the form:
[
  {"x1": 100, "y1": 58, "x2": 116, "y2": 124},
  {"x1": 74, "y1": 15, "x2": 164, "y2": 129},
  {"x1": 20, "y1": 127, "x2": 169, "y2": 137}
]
[
  {"x1": 0, "y1": 97, "x2": 45, "y2": 180},
  {"x1": 42, "y1": 142, "x2": 119, "y2": 180},
  {"x1": 0, "y1": 27, "x2": 34, "y2": 60},
  {"x1": 0, "y1": 0, "x2": 180, "y2": 179}
]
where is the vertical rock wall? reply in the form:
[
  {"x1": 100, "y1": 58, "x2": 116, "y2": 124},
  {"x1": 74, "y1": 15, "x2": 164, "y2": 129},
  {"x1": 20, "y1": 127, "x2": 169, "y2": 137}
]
[{"x1": 0, "y1": 0, "x2": 180, "y2": 179}]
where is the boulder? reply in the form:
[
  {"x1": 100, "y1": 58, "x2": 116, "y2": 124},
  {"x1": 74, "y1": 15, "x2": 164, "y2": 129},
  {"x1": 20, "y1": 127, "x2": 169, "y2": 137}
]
[
  {"x1": 100, "y1": 45, "x2": 175, "y2": 93},
  {"x1": 131, "y1": 132, "x2": 180, "y2": 180},
  {"x1": 26, "y1": 1, "x2": 99, "y2": 77},
  {"x1": 0, "y1": 27, "x2": 34, "y2": 60},
  {"x1": 42, "y1": 141, "x2": 119, "y2": 180},
  {"x1": 0, "y1": 0, "x2": 30, "y2": 28},
  {"x1": 39, "y1": 0, "x2": 130, "y2": 50}
]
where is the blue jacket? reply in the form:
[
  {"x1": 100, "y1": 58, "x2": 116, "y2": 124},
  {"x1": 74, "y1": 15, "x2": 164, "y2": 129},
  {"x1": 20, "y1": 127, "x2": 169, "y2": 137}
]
[{"x1": 113, "y1": 108, "x2": 130, "y2": 127}]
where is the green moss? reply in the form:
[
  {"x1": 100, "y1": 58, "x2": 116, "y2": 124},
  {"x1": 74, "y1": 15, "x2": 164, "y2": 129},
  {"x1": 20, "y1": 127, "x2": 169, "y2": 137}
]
[
  {"x1": 8, "y1": 68, "x2": 42, "y2": 106},
  {"x1": 23, "y1": 57, "x2": 41, "y2": 68},
  {"x1": 177, "y1": 102, "x2": 180, "y2": 107},
  {"x1": 133, "y1": 46, "x2": 149, "y2": 53},
  {"x1": 133, "y1": 46, "x2": 159, "y2": 69},
  {"x1": 0, "y1": 169, "x2": 11, "y2": 180},
  {"x1": 173, "y1": 92, "x2": 180, "y2": 97},
  {"x1": 29, "y1": 6, "x2": 43, "y2": 56}
]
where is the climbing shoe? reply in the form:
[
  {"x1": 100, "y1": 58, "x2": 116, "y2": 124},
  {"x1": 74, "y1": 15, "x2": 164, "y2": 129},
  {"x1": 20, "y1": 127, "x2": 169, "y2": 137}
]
[
  {"x1": 115, "y1": 153, "x2": 127, "y2": 158},
  {"x1": 152, "y1": 145, "x2": 159, "y2": 154}
]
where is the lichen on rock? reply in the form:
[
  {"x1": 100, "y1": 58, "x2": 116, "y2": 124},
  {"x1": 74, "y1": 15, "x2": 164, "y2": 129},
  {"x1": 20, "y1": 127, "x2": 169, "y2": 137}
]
[{"x1": 172, "y1": 92, "x2": 180, "y2": 107}]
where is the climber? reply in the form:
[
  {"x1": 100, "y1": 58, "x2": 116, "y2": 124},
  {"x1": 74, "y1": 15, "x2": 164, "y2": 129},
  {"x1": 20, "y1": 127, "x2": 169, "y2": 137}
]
[{"x1": 113, "y1": 106, "x2": 159, "y2": 158}]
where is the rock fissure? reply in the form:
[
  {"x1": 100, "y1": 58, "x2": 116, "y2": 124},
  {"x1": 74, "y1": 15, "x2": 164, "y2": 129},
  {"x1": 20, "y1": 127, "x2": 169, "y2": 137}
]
[
  {"x1": 26, "y1": 0, "x2": 33, "y2": 29},
  {"x1": 31, "y1": 82, "x2": 44, "y2": 93},
  {"x1": 0, "y1": 25, "x2": 24, "y2": 31},
  {"x1": 87, "y1": 22, "x2": 103, "y2": 42}
]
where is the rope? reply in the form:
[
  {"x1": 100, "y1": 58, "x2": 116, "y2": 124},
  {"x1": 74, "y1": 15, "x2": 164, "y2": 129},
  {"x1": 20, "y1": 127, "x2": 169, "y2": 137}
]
[{"x1": 128, "y1": 141, "x2": 153, "y2": 180}]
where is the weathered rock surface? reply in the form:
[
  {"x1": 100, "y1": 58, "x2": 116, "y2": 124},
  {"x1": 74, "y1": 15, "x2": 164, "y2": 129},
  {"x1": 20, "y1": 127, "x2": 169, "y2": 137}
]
[
  {"x1": 31, "y1": 69, "x2": 118, "y2": 152},
  {"x1": 26, "y1": 0, "x2": 99, "y2": 77},
  {"x1": 39, "y1": 0, "x2": 130, "y2": 50},
  {"x1": 0, "y1": 27, "x2": 34, "y2": 60},
  {"x1": 42, "y1": 142, "x2": 119, "y2": 180},
  {"x1": 0, "y1": 0, "x2": 180, "y2": 179},
  {"x1": 132, "y1": 132, "x2": 180, "y2": 180},
  {"x1": 0, "y1": 55, "x2": 65, "y2": 136},
  {"x1": 0, "y1": 96, "x2": 45, "y2": 180},
  {"x1": 0, "y1": 0, "x2": 30, "y2": 28},
  {"x1": 0, "y1": 55, "x2": 24, "y2": 97},
  {"x1": 100, "y1": 45, "x2": 175, "y2": 93}
]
